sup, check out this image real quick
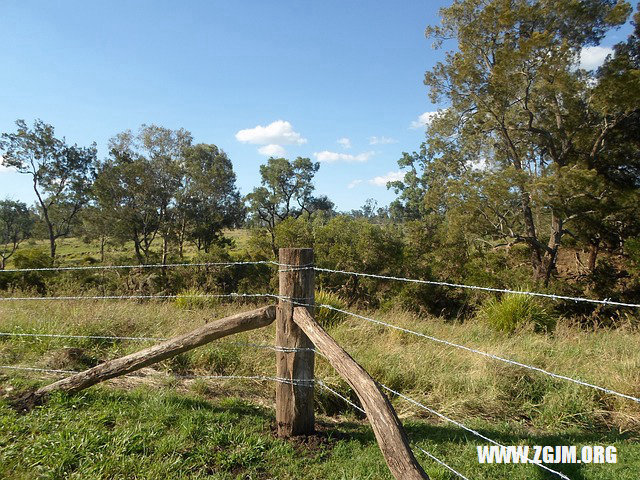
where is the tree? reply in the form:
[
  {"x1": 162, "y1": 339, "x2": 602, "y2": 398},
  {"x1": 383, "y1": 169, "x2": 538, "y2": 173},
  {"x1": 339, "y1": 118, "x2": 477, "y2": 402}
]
[
  {"x1": 92, "y1": 125, "x2": 191, "y2": 264},
  {"x1": 178, "y1": 144, "x2": 244, "y2": 254},
  {"x1": 0, "y1": 199, "x2": 33, "y2": 269},
  {"x1": 245, "y1": 157, "x2": 325, "y2": 256},
  {"x1": 0, "y1": 119, "x2": 96, "y2": 258},
  {"x1": 392, "y1": 0, "x2": 633, "y2": 284}
]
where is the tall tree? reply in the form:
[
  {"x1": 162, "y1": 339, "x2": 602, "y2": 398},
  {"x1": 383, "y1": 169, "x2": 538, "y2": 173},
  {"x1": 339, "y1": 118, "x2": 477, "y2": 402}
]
[
  {"x1": 245, "y1": 157, "x2": 324, "y2": 256},
  {"x1": 0, "y1": 120, "x2": 96, "y2": 258},
  {"x1": 178, "y1": 144, "x2": 244, "y2": 254},
  {"x1": 0, "y1": 199, "x2": 33, "y2": 269},
  {"x1": 392, "y1": 0, "x2": 633, "y2": 284},
  {"x1": 92, "y1": 125, "x2": 191, "y2": 264}
]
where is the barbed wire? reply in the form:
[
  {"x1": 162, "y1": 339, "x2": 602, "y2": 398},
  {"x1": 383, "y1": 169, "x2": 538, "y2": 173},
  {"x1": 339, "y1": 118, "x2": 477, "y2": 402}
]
[
  {"x1": 315, "y1": 380, "x2": 470, "y2": 480},
  {"x1": 0, "y1": 260, "x2": 282, "y2": 273},
  {"x1": 0, "y1": 364, "x2": 316, "y2": 389},
  {"x1": 308, "y1": 302, "x2": 640, "y2": 404},
  {"x1": 0, "y1": 292, "x2": 282, "y2": 302},
  {"x1": 380, "y1": 383, "x2": 571, "y2": 480},
  {"x1": 0, "y1": 332, "x2": 314, "y2": 353},
  {"x1": 310, "y1": 266, "x2": 640, "y2": 309}
]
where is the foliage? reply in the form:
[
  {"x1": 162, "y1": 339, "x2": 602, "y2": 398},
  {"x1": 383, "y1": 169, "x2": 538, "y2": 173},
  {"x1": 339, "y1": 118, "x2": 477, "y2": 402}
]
[
  {"x1": 178, "y1": 144, "x2": 244, "y2": 254},
  {"x1": 0, "y1": 119, "x2": 96, "y2": 258},
  {"x1": 479, "y1": 292, "x2": 556, "y2": 333},
  {"x1": 0, "y1": 199, "x2": 33, "y2": 269},
  {"x1": 392, "y1": 0, "x2": 636, "y2": 286},
  {"x1": 245, "y1": 157, "x2": 332, "y2": 256}
]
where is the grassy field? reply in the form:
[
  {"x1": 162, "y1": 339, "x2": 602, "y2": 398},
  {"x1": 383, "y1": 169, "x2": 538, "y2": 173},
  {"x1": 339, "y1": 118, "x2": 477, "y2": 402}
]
[
  {"x1": 1, "y1": 299, "x2": 639, "y2": 479},
  {"x1": 14, "y1": 229, "x2": 252, "y2": 267}
]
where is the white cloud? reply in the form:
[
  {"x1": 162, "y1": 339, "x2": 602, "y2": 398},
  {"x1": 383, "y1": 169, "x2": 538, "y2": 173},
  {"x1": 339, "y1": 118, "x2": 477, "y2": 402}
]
[
  {"x1": 410, "y1": 111, "x2": 438, "y2": 129},
  {"x1": 337, "y1": 137, "x2": 352, "y2": 149},
  {"x1": 369, "y1": 136, "x2": 398, "y2": 145},
  {"x1": 347, "y1": 179, "x2": 363, "y2": 189},
  {"x1": 369, "y1": 171, "x2": 405, "y2": 186},
  {"x1": 580, "y1": 46, "x2": 613, "y2": 70},
  {"x1": 313, "y1": 150, "x2": 375, "y2": 163},
  {"x1": 257, "y1": 144, "x2": 286, "y2": 156},
  {"x1": 235, "y1": 120, "x2": 307, "y2": 146}
]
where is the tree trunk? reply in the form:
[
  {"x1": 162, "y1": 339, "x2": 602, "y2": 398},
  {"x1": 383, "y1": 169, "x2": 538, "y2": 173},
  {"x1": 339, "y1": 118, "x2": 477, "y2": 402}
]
[
  {"x1": 588, "y1": 238, "x2": 600, "y2": 272},
  {"x1": 162, "y1": 235, "x2": 168, "y2": 265},
  {"x1": 539, "y1": 212, "x2": 563, "y2": 286}
]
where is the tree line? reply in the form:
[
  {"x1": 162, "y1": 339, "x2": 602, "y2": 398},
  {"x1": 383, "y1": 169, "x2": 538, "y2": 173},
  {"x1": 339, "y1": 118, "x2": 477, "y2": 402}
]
[{"x1": 1, "y1": 0, "x2": 639, "y2": 320}]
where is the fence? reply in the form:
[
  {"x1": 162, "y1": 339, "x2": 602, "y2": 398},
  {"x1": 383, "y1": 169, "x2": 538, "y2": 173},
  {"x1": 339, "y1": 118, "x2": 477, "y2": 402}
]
[{"x1": 1, "y1": 247, "x2": 639, "y2": 480}]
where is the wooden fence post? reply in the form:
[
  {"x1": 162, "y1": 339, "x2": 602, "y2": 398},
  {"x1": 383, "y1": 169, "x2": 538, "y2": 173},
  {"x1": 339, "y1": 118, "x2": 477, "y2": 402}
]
[{"x1": 276, "y1": 248, "x2": 315, "y2": 437}]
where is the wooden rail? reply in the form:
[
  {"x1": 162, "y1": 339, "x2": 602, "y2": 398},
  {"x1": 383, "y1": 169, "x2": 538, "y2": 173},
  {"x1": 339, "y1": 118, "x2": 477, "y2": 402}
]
[
  {"x1": 293, "y1": 307, "x2": 429, "y2": 480},
  {"x1": 25, "y1": 305, "x2": 276, "y2": 404}
]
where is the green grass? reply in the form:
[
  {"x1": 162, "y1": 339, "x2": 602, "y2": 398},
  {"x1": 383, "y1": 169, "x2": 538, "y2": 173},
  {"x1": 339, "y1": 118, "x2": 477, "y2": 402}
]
[{"x1": 1, "y1": 300, "x2": 640, "y2": 478}]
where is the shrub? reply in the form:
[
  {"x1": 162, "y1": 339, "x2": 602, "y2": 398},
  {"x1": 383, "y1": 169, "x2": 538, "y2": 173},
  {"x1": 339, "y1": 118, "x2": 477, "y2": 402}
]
[
  {"x1": 479, "y1": 292, "x2": 556, "y2": 333},
  {"x1": 314, "y1": 289, "x2": 347, "y2": 328}
]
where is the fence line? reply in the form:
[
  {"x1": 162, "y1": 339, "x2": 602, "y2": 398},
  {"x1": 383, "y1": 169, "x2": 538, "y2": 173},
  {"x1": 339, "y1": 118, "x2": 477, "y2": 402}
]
[
  {"x1": 379, "y1": 383, "x2": 571, "y2": 480},
  {"x1": 0, "y1": 292, "x2": 282, "y2": 302},
  {"x1": 3, "y1": 291, "x2": 638, "y2": 404},
  {"x1": 315, "y1": 380, "x2": 472, "y2": 480},
  {"x1": 0, "y1": 332, "x2": 313, "y2": 353},
  {"x1": 309, "y1": 302, "x2": 640, "y2": 404},
  {"x1": 0, "y1": 365, "x2": 314, "y2": 387},
  {"x1": 0, "y1": 260, "x2": 280, "y2": 273},
  {"x1": 311, "y1": 266, "x2": 640, "y2": 309}
]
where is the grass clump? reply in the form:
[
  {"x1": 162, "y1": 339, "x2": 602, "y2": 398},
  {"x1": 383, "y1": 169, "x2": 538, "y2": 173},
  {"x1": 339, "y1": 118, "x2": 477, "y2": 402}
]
[
  {"x1": 315, "y1": 289, "x2": 348, "y2": 328},
  {"x1": 479, "y1": 292, "x2": 556, "y2": 333},
  {"x1": 175, "y1": 288, "x2": 220, "y2": 310}
]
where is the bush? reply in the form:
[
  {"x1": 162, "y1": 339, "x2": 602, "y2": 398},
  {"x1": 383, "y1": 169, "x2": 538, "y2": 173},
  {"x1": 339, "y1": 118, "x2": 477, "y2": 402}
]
[
  {"x1": 479, "y1": 292, "x2": 556, "y2": 333},
  {"x1": 314, "y1": 289, "x2": 347, "y2": 328}
]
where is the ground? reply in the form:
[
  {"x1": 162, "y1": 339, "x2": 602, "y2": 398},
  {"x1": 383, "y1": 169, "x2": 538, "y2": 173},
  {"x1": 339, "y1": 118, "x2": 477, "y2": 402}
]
[{"x1": 1, "y1": 299, "x2": 639, "y2": 479}]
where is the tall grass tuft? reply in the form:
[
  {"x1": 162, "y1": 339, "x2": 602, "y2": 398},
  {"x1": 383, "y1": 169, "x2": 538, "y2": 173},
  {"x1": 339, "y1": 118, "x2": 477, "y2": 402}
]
[
  {"x1": 314, "y1": 289, "x2": 348, "y2": 328},
  {"x1": 479, "y1": 292, "x2": 556, "y2": 333},
  {"x1": 175, "y1": 288, "x2": 220, "y2": 310}
]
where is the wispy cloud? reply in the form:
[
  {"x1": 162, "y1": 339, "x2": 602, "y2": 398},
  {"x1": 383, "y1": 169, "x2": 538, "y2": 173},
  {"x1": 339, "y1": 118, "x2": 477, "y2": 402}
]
[
  {"x1": 369, "y1": 136, "x2": 397, "y2": 145},
  {"x1": 369, "y1": 171, "x2": 405, "y2": 186},
  {"x1": 579, "y1": 46, "x2": 613, "y2": 70},
  {"x1": 257, "y1": 144, "x2": 286, "y2": 156},
  {"x1": 410, "y1": 111, "x2": 438, "y2": 129},
  {"x1": 235, "y1": 120, "x2": 307, "y2": 146},
  {"x1": 313, "y1": 150, "x2": 375, "y2": 163},
  {"x1": 337, "y1": 137, "x2": 352, "y2": 149},
  {"x1": 347, "y1": 179, "x2": 363, "y2": 189}
]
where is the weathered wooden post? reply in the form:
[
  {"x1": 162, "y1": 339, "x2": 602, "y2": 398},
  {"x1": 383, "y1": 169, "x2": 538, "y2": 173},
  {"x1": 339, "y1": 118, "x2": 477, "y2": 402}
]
[{"x1": 276, "y1": 248, "x2": 315, "y2": 436}]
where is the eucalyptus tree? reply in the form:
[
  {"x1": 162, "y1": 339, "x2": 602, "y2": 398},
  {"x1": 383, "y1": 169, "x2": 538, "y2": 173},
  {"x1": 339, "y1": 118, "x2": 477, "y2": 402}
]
[
  {"x1": 245, "y1": 157, "x2": 322, "y2": 256},
  {"x1": 0, "y1": 119, "x2": 96, "y2": 258},
  {"x1": 0, "y1": 199, "x2": 33, "y2": 269},
  {"x1": 178, "y1": 144, "x2": 244, "y2": 254},
  {"x1": 93, "y1": 125, "x2": 191, "y2": 264},
  {"x1": 391, "y1": 0, "x2": 634, "y2": 284}
]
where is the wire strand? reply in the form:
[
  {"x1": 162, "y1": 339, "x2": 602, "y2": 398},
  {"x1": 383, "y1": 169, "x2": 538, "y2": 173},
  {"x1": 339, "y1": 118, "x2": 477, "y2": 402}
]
[
  {"x1": 0, "y1": 260, "x2": 281, "y2": 273},
  {"x1": 0, "y1": 292, "x2": 281, "y2": 302},
  {"x1": 312, "y1": 303, "x2": 640, "y2": 404},
  {"x1": 380, "y1": 383, "x2": 571, "y2": 480},
  {"x1": 312, "y1": 266, "x2": 640, "y2": 309},
  {"x1": 316, "y1": 380, "x2": 470, "y2": 480},
  {"x1": 0, "y1": 332, "x2": 313, "y2": 353}
]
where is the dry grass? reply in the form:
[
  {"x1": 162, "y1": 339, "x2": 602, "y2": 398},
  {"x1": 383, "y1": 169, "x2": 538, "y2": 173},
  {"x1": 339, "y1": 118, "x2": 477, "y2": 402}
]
[{"x1": 1, "y1": 299, "x2": 639, "y2": 434}]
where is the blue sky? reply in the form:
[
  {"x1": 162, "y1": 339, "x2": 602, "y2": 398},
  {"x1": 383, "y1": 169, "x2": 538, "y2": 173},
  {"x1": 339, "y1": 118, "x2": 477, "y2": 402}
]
[{"x1": 0, "y1": 1, "x2": 633, "y2": 211}]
